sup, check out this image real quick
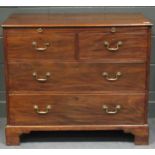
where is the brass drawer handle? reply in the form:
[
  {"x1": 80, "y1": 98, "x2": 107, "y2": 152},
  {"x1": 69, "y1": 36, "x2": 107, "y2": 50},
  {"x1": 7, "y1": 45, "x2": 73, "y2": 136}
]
[
  {"x1": 32, "y1": 72, "x2": 51, "y2": 82},
  {"x1": 32, "y1": 41, "x2": 50, "y2": 51},
  {"x1": 102, "y1": 72, "x2": 122, "y2": 81},
  {"x1": 102, "y1": 105, "x2": 121, "y2": 114},
  {"x1": 34, "y1": 105, "x2": 51, "y2": 115},
  {"x1": 104, "y1": 41, "x2": 123, "y2": 51}
]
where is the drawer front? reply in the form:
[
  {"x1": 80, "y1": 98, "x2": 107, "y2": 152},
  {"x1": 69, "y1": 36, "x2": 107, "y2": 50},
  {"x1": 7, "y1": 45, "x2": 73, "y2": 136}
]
[
  {"x1": 6, "y1": 27, "x2": 147, "y2": 35},
  {"x1": 8, "y1": 62, "x2": 146, "y2": 92},
  {"x1": 7, "y1": 33, "x2": 75, "y2": 60},
  {"x1": 79, "y1": 33, "x2": 147, "y2": 60},
  {"x1": 8, "y1": 94, "x2": 146, "y2": 125}
]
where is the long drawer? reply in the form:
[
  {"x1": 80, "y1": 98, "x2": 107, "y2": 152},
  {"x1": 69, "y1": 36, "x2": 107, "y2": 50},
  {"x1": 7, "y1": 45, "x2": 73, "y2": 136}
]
[
  {"x1": 6, "y1": 27, "x2": 147, "y2": 35},
  {"x1": 8, "y1": 62, "x2": 146, "y2": 92},
  {"x1": 8, "y1": 93, "x2": 146, "y2": 125}
]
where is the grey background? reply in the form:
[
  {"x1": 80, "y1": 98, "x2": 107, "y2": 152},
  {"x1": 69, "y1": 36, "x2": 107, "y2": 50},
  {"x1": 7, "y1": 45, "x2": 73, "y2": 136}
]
[{"x1": 0, "y1": 6, "x2": 155, "y2": 117}]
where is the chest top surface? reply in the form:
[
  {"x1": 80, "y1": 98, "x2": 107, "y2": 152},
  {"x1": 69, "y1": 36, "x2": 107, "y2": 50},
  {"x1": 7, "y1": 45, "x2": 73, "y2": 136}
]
[{"x1": 1, "y1": 13, "x2": 152, "y2": 27}]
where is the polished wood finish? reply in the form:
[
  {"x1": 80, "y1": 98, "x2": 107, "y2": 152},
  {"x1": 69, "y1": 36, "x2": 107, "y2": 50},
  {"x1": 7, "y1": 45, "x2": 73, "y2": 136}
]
[
  {"x1": 2, "y1": 13, "x2": 152, "y2": 145},
  {"x1": 8, "y1": 62, "x2": 146, "y2": 92},
  {"x1": 8, "y1": 93, "x2": 146, "y2": 125},
  {"x1": 79, "y1": 32, "x2": 147, "y2": 61},
  {"x1": 2, "y1": 13, "x2": 152, "y2": 27},
  {"x1": 5, "y1": 125, "x2": 149, "y2": 145},
  {"x1": 7, "y1": 32, "x2": 75, "y2": 60},
  {"x1": 5, "y1": 27, "x2": 148, "y2": 35},
  {"x1": 6, "y1": 27, "x2": 148, "y2": 61}
]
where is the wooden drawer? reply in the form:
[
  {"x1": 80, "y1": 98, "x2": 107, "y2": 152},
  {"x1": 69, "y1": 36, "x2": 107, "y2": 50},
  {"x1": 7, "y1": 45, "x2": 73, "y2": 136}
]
[
  {"x1": 6, "y1": 32, "x2": 75, "y2": 60},
  {"x1": 8, "y1": 62, "x2": 146, "y2": 92},
  {"x1": 6, "y1": 27, "x2": 148, "y2": 35},
  {"x1": 79, "y1": 32, "x2": 148, "y2": 60},
  {"x1": 8, "y1": 94, "x2": 146, "y2": 125},
  {"x1": 3, "y1": 13, "x2": 152, "y2": 145}
]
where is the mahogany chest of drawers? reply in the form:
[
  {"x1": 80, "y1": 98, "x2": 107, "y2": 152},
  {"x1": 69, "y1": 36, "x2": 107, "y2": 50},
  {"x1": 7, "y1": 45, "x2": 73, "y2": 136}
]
[{"x1": 2, "y1": 13, "x2": 152, "y2": 145}]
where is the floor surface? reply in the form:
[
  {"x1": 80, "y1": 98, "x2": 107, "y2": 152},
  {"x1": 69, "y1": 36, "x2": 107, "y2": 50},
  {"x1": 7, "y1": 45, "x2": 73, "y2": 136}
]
[{"x1": 0, "y1": 118, "x2": 155, "y2": 149}]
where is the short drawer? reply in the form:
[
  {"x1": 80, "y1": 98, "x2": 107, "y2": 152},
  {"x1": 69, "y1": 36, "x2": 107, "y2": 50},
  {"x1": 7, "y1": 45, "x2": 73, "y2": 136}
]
[
  {"x1": 79, "y1": 32, "x2": 148, "y2": 60},
  {"x1": 8, "y1": 62, "x2": 146, "y2": 92},
  {"x1": 8, "y1": 94, "x2": 146, "y2": 125},
  {"x1": 6, "y1": 32, "x2": 75, "y2": 60}
]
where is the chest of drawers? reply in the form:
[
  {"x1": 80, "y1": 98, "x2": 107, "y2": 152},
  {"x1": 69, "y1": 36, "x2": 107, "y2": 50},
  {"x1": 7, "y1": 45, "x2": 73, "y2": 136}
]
[{"x1": 2, "y1": 13, "x2": 152, "y2": 145}]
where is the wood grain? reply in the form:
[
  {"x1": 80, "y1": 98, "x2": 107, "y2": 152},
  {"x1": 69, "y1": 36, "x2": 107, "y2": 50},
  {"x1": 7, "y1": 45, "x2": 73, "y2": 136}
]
[
  {"x1": 8, "y1": 62, "x2": 146, "y2": 92},
  {"x1": 2, "y1": 13, "x2": 152, "y2": 27},
  {"x1": 2, "y1": 13, "x2": 152, "y2": 145},
  {"x1": 5, "y1": 27, "x2": 148, "y2": 61},
  {"x1": 5, "y1": 27, "x2": 148, "y2": 35},
  {"x1": 79, "y1": 32, "x2": 147, "y2": 61},
  {"x1": 8, "y1": 94, "x2": 146, "y2": 125},
  {"x1": 5, "y1": 125, "x2": 149, "y2": 145},
  {"x1": 7, "y1": 32, "x2": 75, "y2": 60}
]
